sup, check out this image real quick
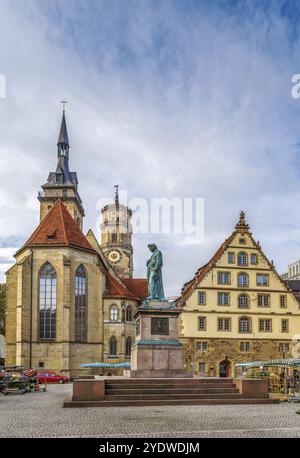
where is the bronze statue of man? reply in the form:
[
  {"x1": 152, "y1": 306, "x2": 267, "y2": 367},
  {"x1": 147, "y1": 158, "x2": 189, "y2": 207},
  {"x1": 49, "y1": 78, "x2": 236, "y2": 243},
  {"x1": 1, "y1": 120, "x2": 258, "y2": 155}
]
[{"x1": 146, "y1": 244, "x2": 165, "y2": 301}]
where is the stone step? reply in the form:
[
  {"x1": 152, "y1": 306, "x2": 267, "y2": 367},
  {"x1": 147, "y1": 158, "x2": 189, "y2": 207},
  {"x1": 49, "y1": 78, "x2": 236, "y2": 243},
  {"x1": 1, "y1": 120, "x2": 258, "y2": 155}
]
[
  {"x1": 105, "y1": 387, "x2": 240, "y2": 395},
  {"x1": 105, "y1": 392, "x2": 267, "y2": 400},
  {"x1": 106, "y1": 378, "x2": 234, "y2": 385},
  {"x1": 105, "y1": 383, "x2": 236, "y2": 390},
  {"x1": 64, "y1": 398, "x2": 279, "y2": 408}
]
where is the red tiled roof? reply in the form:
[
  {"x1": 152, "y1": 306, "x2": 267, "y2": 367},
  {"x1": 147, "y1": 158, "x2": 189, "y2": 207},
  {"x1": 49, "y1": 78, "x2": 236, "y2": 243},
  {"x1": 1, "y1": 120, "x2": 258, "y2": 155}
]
[
  {"x1": 104, "y1": 273, "x2": 140, "y2": 300},
  {"x1": 123, "y1": 278, "x2": 148, "y2": 300},
  {"x1": 24, "y1": 199, "x2": 96, "y2": 253}
]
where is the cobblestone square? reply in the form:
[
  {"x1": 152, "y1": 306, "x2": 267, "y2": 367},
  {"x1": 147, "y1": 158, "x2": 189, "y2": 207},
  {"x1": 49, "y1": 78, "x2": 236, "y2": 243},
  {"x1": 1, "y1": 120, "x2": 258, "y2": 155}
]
[{"x1": 0, "y1": 384, "x2": 300, "y2": 438}]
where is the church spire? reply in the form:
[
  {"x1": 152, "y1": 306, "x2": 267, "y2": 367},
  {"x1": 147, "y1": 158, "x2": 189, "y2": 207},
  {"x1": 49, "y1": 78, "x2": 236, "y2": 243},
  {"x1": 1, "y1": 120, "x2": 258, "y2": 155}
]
[
  {"x1": 38, "y1": 102, "x2": 85, "y2": 227},
  {"x1": 57, "y1": 99, "x2": 69, "y2": 159}
]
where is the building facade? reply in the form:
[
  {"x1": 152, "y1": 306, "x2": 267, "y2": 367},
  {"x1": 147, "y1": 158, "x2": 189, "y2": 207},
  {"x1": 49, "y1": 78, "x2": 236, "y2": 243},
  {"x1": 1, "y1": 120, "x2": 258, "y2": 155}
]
[
  {"x1": 281, "y1": 260, "x2": 300, "y2": 281},
  {"x1": 178, "y1": 212, "x2": 300, "y2": 377},
  {"x1": 5, "y1": 110, "x2": 147, "y2": 377}
]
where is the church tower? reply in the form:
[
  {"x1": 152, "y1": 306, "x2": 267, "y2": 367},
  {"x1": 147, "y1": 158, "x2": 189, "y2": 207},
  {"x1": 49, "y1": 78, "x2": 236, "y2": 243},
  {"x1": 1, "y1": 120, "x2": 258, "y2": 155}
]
[
  {"x1": 38, "y1": 102, "x2": 85, "y2": 229},
  {"x1": 101, "y1": 185, "x2": 133, "y2": 278}
]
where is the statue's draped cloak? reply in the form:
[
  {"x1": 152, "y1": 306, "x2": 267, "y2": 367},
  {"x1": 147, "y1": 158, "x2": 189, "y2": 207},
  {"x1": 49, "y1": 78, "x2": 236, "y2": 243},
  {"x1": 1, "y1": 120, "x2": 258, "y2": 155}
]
[{"x1": 146, "y1": 248, "x2": 165, "y2": 301}]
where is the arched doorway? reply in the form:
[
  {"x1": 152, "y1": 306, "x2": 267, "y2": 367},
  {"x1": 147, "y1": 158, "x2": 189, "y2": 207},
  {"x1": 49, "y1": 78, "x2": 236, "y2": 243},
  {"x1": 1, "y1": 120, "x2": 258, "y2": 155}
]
[{"x1": 219, "y1": 359, "x2": 231, "y2": 378}]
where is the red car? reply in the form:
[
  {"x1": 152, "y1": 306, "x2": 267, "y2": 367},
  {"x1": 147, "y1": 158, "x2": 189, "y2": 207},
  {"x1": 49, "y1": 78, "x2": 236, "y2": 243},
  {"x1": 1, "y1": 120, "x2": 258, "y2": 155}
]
[{"x1": 37, "y1": 371, "x2": 69, "y2": 384}]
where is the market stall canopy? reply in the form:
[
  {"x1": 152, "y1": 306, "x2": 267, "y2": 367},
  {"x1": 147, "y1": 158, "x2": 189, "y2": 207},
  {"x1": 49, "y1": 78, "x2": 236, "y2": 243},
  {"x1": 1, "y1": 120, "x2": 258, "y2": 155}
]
[
  {"x1": 235, "y1": 358, "x2": 300, "y2": 368},
  {"x1": 81, "y1": 362, "x2": 131, "y2": 369},
  {"x1": 235, "y1": 361, "x2": 264, "y2": 368}
]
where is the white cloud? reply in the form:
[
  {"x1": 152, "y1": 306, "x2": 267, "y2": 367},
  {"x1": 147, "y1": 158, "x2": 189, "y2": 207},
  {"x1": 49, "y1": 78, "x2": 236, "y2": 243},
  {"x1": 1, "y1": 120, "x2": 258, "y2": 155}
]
[{"x1": 1, "y1": 1, "x2": 300, "y2": 295}]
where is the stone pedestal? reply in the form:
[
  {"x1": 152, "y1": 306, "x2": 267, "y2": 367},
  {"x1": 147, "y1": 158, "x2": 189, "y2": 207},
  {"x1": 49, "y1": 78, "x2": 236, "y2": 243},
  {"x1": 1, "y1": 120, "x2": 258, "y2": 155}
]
[{"x1": 130, "y1": 300, "x2": 192, "y2": 378}]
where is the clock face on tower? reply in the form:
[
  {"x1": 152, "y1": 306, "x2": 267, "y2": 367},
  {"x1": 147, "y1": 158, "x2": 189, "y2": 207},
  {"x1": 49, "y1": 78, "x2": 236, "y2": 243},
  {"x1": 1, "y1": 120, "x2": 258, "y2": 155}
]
[{"x1": 107, "y1": 249, "x2": 122, "y2": 264}]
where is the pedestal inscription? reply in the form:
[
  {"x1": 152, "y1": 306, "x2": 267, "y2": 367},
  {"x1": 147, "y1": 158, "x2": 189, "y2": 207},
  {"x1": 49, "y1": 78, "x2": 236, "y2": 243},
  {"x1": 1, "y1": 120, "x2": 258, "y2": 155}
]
[{"x1": 151, "y1": 317, "x2": 169, "y2": 335}]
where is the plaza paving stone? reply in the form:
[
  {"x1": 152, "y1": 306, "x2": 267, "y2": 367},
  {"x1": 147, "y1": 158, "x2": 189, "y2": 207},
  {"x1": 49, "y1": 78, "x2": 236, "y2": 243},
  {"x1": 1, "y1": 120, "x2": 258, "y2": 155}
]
[{"x1": 0, "y1": 384, "x2": 300, "y2": 438}]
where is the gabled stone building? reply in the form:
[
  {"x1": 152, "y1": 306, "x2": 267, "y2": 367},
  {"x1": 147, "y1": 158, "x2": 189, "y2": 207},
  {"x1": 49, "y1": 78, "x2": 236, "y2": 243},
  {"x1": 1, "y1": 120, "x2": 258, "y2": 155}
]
[
  {"x1": 178, "y1": 212, "x2": 300, "y2": 377},
  {"x1": 5, "y1": 110, "x2": 147, "y2": 377}
]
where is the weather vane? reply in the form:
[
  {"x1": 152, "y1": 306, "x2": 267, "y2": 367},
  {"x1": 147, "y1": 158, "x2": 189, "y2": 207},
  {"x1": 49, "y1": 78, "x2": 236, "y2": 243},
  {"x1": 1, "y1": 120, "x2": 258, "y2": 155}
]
[{"x1": 114, "y1": 184, "x2": 119, "y2": 205}]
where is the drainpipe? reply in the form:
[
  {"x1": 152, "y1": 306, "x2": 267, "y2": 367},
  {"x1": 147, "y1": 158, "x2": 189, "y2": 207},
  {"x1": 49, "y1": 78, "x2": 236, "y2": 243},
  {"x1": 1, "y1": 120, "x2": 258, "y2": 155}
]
[{"x1": 29, "y1": 250, "x2": 33, "y2": 369}]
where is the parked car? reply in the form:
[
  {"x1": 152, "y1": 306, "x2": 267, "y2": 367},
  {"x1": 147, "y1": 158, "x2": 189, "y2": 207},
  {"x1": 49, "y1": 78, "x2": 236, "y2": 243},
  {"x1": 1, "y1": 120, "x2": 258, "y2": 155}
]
[{"x1": 37, "y1": 371, "x2": 69, "y2": 384}]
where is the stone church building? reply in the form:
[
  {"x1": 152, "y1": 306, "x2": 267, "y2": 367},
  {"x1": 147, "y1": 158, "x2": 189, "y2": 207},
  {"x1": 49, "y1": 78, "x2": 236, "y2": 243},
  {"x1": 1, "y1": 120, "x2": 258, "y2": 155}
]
[{"x1": 5, "y1": 110, "x2": 147, "y2": 377}]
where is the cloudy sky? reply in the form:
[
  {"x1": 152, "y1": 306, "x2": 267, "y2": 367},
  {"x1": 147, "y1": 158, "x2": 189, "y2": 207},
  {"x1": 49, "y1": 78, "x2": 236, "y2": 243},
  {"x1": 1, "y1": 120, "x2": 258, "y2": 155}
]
[{"x1": 1, "y1": 0, "x2": 300, "y2": 296}]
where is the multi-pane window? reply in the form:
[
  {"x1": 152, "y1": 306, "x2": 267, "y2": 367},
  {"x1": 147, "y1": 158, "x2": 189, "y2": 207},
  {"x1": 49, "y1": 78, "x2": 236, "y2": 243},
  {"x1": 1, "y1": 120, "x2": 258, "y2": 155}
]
[
  {"x1": 240, "y1": 341, "x2": 251, "y2": 352},
  {"x1": 280, "y1": 295, "x2": 287, "y2": 308},
  {"x1": 237, "y1": 252, "x2": 248, "y2": 266},
  {"x1": 256, "y1": 274, "x2": 269, "y2": 286},
  {"x1": 196, "y1": 341, "x2": 208, "y2": 351},
  {"x1": 199, "y1": 362, "x2": 206, "y2": 373},
  {"x1": 75, "y1": 265, "x2": 87, "y2": 342},
  {"x1": 250, "y1": 254, "x2": 257, "y2": 265},
  {"x1": 259, "y1": 319, "x2": 272, "y2": 332},
  {"x1": 228, "y1": 252, "x2": 235, "y2": 264},
  {"x1": 279, "y1": 342, "x2": 289, "y2": 352},
  {"x1": 238, "y1": 273, "x2": 249, "y2": 287},
  {"x1": 198, "y1": 317, "x2": 206, "y2": 331},
  {"x1": 239, "y1": 316, "x2": 251, "y2": 333},
  {"x1": 198, "y1": 291, "x2": 206, "y2": 305},
  {"x1": 239, "y1": 238, "x2": 246, "y2": 244},
  {"x1": 257, "y1": 294, "x2": 270, "y2": 308},
  {"x1": 218, "y1": 318, "x2": 231, "y2": 331},
  {"x1": 218, "y1": 272, "x2": 230, "y2": 285},
  {"x1": 217, "y1": 292, "x2": 230, "y2": 305},
  {"x1": 281, "y1": 319, "x2": 289, "y2": 333},
  {"x1": 126, "y1": 306, "x2": 132, "y2": 322},
  {"x1": 238, "y1": 294, "x2": 250, "y2": 309},
  {"x1": 110, "y1": 305, "x2": 118, "y2": 321},
  {"x1": 126, "y1": 337, "x2": 132, "y2": 357},
  {"x1": 39, "y1": 262, "x2": 57, "y2": 340}
]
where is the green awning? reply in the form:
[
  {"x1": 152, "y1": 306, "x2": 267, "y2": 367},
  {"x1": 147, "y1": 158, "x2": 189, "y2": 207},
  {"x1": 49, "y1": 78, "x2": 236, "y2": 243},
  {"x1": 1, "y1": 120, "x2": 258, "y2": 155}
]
[{"x1": 235, "y1": 359, "x2": 300, "y2": 369}]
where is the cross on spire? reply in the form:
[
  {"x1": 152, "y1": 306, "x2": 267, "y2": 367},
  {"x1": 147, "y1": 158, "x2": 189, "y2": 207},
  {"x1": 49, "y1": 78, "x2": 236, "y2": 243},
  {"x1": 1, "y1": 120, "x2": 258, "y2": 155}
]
[{"x1": 60, "y1": 98, "x2": 68, "y2": 112}]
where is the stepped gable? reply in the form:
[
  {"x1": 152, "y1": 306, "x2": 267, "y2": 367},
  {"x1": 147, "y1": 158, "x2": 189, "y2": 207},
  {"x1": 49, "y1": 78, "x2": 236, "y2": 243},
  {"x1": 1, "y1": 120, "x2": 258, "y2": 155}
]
[{"x1": 178, "y1": 210, "x2": 292, "y2": 307}]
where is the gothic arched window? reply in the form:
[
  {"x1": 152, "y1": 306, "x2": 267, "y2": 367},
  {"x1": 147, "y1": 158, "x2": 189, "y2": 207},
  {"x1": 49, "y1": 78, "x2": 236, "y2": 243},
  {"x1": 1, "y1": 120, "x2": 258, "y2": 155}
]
[
  {"x1": 109, "y1": 336, "x2": 117, "y2": 356},
  {"x1": 126, "y1": 337, "x2": 132, "y2": 357},
  {"x1": 110, "y1": 305, "x2": 118, "y2": 321},
  {"x1": 39, "y1": 262, "x2": 57, "y2": 340},
  {"x1": 126, "y1": 306, "x2": 132, "y2": 322},
  {"x1": 75, "y1": 265, "x2": 87, "y2": 342}
]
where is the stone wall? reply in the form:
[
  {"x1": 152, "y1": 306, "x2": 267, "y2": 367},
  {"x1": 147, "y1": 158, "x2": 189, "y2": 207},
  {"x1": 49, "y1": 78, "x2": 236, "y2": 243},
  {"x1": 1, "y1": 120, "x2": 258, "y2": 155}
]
[{"x1": 181, "y1": 337, "x2": 294, "y2": 376}]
